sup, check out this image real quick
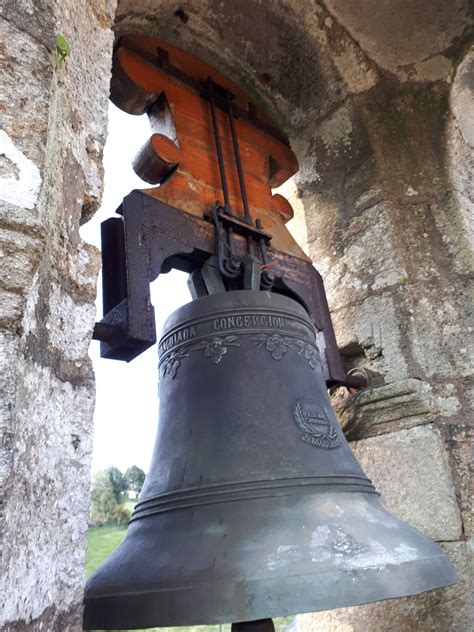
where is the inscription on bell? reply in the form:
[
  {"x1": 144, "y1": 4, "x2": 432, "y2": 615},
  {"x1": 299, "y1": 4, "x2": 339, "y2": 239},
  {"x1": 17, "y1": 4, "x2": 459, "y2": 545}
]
[
  {"x1": 159, "y1": 326, "x2": 197, "y2": 355},
  {"x1": 159, "y1": 308, "x2": 313, "y2": 360},
  {"x1": 213, "y1": 314, "x2": 285, "y2": 331}
]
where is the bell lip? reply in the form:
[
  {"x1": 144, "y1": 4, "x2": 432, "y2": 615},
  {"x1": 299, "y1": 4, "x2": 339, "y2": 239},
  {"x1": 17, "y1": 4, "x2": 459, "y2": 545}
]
[
  {"x1": 159, "y1": 289, "x2": 311, "y2": 340},
  {"x1": 83, "y1": 554, "x2": 458, "y2": 630}
]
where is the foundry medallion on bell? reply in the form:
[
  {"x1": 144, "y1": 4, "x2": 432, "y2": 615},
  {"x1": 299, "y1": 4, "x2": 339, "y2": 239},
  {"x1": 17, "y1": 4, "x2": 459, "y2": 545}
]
[{"x1": 293, "y1": 399, "x2": 341, "y2": 449}]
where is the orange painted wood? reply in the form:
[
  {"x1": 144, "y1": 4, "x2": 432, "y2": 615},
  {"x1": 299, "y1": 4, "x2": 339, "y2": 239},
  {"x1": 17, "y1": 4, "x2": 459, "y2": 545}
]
[
  {"x1": 110, "y1": 51, "x2": 160, "y2": 115},
  {"x1": 116, "y1": 47, "x2": 298, "y2": 184},
  {"x1": 133, "y1": 134, "x2": 180, "y2": 184},
  {"x1": 118, "y1": 35, "x2": 277, "y2": 128},
  {"x1": 111, "y1": 40, "x2": 308, "y2": 261},
  {"x1": 271, "y1": 194, "x2": 294, "y2": 222}
]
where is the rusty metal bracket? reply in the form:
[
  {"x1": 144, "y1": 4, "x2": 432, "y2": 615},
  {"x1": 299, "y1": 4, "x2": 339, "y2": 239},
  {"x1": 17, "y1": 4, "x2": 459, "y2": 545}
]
[
  {"x1": 92, "y1": 190, "x2": 347, "y2": 386},
  {"x1": 343, "y1": 368, "x2": 370, "y2": 393}
]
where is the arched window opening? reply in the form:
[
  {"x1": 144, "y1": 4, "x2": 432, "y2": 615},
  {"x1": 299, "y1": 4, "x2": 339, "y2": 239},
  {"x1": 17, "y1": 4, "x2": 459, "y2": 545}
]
[{"x1": 81, "y1": 31, "x2": 455, "y2": 632}]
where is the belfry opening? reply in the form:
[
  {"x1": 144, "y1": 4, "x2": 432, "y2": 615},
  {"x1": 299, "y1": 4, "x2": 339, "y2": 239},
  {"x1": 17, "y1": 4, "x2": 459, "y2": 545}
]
[{"x1": 83, "y1": 35, "x2": 457, "y2": 631}]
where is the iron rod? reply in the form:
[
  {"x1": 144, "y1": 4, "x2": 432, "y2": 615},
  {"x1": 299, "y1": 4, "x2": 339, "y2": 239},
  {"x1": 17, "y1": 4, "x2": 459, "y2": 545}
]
[
  {"x1": 228, "y1": 104, "x2": 251, "y2": 224},
  {"x1": 229, "y1": 103, "x2": 255, "y2": 254},
  {"x1": 208, "y1": 79, "x2": 232, "y2": 215}
]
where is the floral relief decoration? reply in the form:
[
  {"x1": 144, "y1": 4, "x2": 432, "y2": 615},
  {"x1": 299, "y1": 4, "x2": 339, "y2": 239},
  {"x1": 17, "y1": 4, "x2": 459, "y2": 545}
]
[
  {"x1": 252, "y1": 333, "x2": 320, "y2": 370},
  {"x1": 161, "y1": 348, "x2": 190, "y2": 379},
  {"x1": 161, "y1": 332, "x2": 319, "y2": 379},
  {"x1": 161, "y1": 335, "x2": 240, "y2": 378},
  {"x1": 201, "y1": 335, "x2": 240, "y2": 363}
]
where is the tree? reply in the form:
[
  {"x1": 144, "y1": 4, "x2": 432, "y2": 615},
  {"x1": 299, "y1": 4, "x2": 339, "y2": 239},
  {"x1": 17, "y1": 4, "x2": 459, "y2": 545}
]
[
  {"x1": 90, "y1": 471, "x2": 117, "y2": 524},
  {"x1": 113, "y1": 504, "x2": 132, "y2": 525},
  {"x1": 105, "y1": 466, "x2": 128, "y2": 503},
  {"x1": 125, "y1": 465, "x2": 146, "y2": 495}
]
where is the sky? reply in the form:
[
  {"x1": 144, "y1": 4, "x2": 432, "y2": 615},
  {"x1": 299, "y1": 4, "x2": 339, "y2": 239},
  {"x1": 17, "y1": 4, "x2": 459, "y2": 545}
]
[{"x1": 80, "y1": 103, "x2": 191, "y2": 474}]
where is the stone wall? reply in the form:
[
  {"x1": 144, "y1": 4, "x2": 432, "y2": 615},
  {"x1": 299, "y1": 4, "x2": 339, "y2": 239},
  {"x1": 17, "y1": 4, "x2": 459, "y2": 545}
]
[
  {"x1": 297, "y1": 22, "x2": 473, "y2": 519},
  {"x1": 293, "y1": 12, "x2": 474, "y2": 630},
  {"x1": 0, "y1": 0, "x2": 472, "y2": 630},
  {"x1": 0, "y1": 0, "x2": 116, "y2": 628},
  {"x1": 114, "y1": 2, "x2": 472, "y2": 628}
]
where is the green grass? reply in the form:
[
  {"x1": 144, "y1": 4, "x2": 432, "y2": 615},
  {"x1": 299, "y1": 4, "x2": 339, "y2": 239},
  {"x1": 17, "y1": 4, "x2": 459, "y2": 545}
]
[
  {"x1": 86, "y1": 525, "x2": 127, "y2": 578},
  {"x1": 86, "y1": 499, "x2": 136, "y2": 577},
  {"x1": 86, "y1": 525, "x2": 295, "y2": 632}
]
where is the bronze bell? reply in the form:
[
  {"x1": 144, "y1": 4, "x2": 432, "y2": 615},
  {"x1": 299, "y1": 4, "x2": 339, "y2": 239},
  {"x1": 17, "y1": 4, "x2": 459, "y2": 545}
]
[{"x1": 83, "y1": 290, "x2": 457, "y2": 630}]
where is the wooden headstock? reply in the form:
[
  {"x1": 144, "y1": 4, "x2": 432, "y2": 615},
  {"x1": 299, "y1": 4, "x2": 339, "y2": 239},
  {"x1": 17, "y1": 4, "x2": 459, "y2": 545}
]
[
  {"x1": 93, "y1": 35, "x2": 359, "y2": 389},
  {"x1": 111, "y1": 37, "x2": 308, "y2": 260}
]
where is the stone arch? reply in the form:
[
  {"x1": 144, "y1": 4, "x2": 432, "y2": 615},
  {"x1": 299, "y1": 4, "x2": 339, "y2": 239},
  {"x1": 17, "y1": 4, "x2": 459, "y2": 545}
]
[
  {"x1": 109, "y1": 3, "x2": 473, "y2": 630},
  {"x1": 1, "y1": 0, "x2": 472, "y2": 630},
  {"x1": 112, "y1": 1, "x2": 472, "y2": 381},
  {"x1": 113, "y1": 1, "x2": 376, "y2": 200}
]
